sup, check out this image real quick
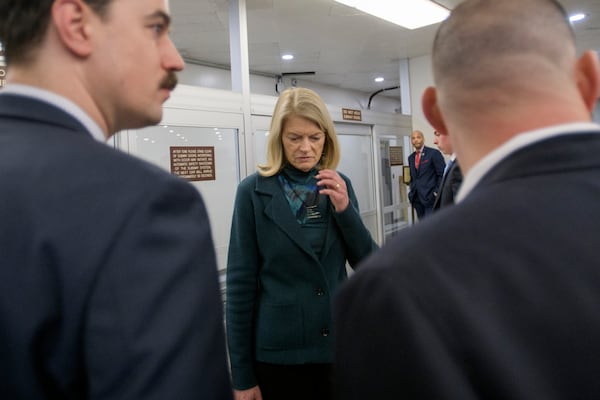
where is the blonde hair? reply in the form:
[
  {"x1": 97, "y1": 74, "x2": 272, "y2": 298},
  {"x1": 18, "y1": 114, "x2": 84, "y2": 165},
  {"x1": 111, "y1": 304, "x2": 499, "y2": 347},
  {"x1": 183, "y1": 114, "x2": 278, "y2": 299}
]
[{"x1": 258, "y1": 87, "x2": 340, "y2": 177}]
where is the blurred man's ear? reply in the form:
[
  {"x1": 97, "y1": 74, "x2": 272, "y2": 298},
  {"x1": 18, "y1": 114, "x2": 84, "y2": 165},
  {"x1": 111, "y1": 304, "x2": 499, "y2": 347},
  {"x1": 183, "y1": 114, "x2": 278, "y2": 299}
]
[
  {"x1": 575, "y1": 50, "x2": 600, "y2": 115},
  {"x1": 422, "y1": 86, "x2": 448, "y2": 136}
]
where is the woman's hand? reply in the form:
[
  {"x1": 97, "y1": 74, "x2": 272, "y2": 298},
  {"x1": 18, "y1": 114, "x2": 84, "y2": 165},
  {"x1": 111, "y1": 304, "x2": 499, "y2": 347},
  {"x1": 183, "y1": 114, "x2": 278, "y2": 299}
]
[
  {"x1": 316, "y1": 169, "x2": 349, "y2": 212},
  {"x1": 234, "y1": 386, "x2": 263, "y2": 400}
]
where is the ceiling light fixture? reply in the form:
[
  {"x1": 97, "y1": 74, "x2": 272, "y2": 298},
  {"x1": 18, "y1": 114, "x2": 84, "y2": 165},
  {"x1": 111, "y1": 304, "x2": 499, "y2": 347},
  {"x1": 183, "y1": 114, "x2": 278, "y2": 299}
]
[
  {"x1": 334, "y1": 0, "x2": 449, "y2": 30},
  {"x1": 569, "y1": 13, "x2": 586, "y2": 22},
  {"x1": 282, "y1": 54, "x2": 294, "y2": 60},
  {"x1": 375, "y1": 77, "x2": 384, "y2": 82}
]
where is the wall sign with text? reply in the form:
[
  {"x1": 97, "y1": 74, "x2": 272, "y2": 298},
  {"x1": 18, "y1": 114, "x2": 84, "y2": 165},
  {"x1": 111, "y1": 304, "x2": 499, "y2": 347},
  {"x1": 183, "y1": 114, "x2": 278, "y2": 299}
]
[
  {"x1": 0, "y1": 48, "x2": 5, "y2": 89},
  {"x1": 389, "y1": 146, "x2": 404, "y2": 166},
  {"x1": 342, "y1": 108, "x2": 362, "y2": 121},
  {"x1": 170, "y1": 146, "x2": 215, "y2": 181}
]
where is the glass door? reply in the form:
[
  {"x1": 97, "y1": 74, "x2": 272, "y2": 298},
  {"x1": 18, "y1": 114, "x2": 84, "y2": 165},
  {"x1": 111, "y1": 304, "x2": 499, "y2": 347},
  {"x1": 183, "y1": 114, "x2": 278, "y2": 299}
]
[
  {"x1": 378, "y1": 135, "x2": 411, "y2": 243},
  {"x1": 116, "y1": 108, "x2": 244, "y2": 299}
]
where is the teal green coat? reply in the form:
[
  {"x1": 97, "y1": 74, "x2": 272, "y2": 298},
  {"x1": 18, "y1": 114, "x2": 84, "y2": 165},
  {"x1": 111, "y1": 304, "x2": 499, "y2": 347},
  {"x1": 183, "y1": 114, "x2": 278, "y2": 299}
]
[{"x1": 226, "y1": 171, "x2": 377, "y2": 390}]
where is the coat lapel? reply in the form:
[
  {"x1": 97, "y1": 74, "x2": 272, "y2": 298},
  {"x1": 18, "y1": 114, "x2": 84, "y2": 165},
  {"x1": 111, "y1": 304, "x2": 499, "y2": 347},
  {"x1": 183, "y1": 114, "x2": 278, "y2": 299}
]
[{"x1": 256, "y1": 175, "x2": 321, "y2": 263}]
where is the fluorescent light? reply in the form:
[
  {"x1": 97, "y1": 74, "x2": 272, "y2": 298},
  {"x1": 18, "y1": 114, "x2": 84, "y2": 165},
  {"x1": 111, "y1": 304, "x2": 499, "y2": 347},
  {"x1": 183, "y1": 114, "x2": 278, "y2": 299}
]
[
  {"x1": 569, "y1": 13, "x2": 586, "y2": 22},
  {"x1": 281, "y1": 54, "x2": 294, "y2": 60},
  {"x1": 334, "y1": 0, "x2": 449, "y2": 30},
  {"x1": 375, "y1": 77, "x2": 384, "y2": 82}
]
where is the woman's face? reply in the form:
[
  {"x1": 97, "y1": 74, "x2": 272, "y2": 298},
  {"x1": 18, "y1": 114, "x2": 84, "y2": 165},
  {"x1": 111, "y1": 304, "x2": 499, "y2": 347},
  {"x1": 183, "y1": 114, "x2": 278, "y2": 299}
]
[{"x1": 281, "y1": 115, "x2": 325, "y2": 172}]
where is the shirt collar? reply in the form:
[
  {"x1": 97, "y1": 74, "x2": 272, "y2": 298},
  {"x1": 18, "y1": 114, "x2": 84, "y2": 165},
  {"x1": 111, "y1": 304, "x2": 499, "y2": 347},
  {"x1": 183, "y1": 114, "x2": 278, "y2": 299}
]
[
  {"x1": 456, "y1": 122, "x2": 600, "y2": 202},
  {"x1": 0, "y1": 84, "x2": 106, "y2": 142}
]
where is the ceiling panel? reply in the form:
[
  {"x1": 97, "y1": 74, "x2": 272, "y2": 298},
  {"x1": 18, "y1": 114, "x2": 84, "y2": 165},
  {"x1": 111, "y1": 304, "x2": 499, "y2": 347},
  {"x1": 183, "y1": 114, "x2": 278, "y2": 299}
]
[{"x1": 170, "y1": 0, "x2": 600, "y2": 94}]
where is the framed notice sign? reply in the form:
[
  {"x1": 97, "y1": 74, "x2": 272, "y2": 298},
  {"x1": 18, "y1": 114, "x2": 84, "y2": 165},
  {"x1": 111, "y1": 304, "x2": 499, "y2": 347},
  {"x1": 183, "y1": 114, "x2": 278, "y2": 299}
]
[
  {"x1": 170, "y1": 146, "x2": 216, "y2": 181},
  {"x1": 389, "y1": 146, "x2": 403, "y2": 166},
  {"x1": 342, "y1": 108, "x2": 362, "y2": 121},
  {"x1": 0, "y1": 66, "x2": 5, "y2": 89},
  {"x1": 402, "y1": 166, "x2": 411, "y2": 185},
  {"x1": 0, "y1": 48, "x2": 5, "y2": 89}
]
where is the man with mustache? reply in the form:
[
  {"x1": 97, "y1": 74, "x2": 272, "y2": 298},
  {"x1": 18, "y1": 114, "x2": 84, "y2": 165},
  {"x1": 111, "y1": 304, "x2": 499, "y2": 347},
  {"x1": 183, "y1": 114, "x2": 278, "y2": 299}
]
[{"x1": 0, "y1": 0, "x2": 232, "y2": 399}]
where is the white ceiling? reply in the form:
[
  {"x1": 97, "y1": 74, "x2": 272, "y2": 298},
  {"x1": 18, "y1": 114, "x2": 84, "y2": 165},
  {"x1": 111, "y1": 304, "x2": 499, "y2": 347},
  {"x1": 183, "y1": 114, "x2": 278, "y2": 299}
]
[{"x1": 170, "y1": 0, "x2": 600, "y2": 95}]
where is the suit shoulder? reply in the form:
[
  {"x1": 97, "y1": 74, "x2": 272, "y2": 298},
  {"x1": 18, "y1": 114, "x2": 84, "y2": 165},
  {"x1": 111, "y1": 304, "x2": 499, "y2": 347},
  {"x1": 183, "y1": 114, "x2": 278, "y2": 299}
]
[
  {"x1": 69, "y1": 140, "x2": 201, "y2": 204},
  {"x1": 427, "y1": 146, "x2": 444, "y2": 157},
  {"x1": 237, "y1": 171, "x2": 263, "y2": 191}
]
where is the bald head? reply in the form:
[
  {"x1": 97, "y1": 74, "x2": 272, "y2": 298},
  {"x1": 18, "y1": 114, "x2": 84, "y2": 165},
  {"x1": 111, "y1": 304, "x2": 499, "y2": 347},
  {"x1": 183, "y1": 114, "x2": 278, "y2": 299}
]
[
  {"x1": 411, "y1": 130, "x2": 425, "y2": 151},
  {"x1": 423, "y1": 0, "x2": 599, "y2": 174},
  {"x1": 433, "y1": 0, "x2": 575, "y2": 107}
]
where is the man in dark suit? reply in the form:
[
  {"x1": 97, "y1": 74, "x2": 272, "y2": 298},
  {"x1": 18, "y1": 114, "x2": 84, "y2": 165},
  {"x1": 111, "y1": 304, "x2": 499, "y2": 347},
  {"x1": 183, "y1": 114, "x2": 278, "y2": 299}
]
[
  {"x1": 334, "y1": 0, "x2": 600, "y2": 399},
  {"x1": 408, "y1": 129, "x2": 445, "y2": 220},
  {"x1": 0, "y1": 1, "x2": 232, "y2": 399},
  {"x1": 433, "y1": 130, "x2": 463, "y2": 210}
]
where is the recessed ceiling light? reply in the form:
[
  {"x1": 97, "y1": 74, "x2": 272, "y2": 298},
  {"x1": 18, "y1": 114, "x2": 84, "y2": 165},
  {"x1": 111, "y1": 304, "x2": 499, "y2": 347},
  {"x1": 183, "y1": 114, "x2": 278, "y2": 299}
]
[
  {"x1": 334, "y1": 0, "x2": 449, "y2": 30},
  {"x1": 569, "y1": 13, "x2": 586, "y2": 22},
  {"x1": 375, "y1": 77, "x2": 384, "y2": 82},
  {"x1": 282, "y1": 54, "x2": 294, "y2": 60}
]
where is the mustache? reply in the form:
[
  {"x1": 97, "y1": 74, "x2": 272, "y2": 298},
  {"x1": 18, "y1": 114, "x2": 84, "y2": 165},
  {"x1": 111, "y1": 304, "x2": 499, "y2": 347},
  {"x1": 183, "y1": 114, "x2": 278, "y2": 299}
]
[{"x1": 160, "y1": 71, "x2": 178, "y2": 91}]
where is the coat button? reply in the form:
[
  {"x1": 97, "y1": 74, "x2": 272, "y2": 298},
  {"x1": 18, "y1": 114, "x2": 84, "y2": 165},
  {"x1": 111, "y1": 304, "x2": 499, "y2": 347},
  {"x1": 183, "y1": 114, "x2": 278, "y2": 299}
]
[
  {"x1": 321, "y1": 328, "x2": 330, "y2": 337},
  {"x1": 315, "y1": 288, "x2": 325, "y2": 296}
]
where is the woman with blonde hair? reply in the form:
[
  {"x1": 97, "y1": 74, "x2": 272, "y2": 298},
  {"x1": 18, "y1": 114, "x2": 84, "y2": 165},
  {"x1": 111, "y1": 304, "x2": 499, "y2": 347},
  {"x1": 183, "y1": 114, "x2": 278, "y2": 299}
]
[{"x1": 226, "y1": 87, "x2": 377, "y2": 400}]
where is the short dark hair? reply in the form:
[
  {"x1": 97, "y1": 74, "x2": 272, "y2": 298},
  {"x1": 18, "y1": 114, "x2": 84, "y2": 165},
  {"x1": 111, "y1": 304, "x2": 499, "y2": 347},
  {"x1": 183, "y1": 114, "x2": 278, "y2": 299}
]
[{"x1": 0, "y1": 0, "x2": 112, "y2": 65}]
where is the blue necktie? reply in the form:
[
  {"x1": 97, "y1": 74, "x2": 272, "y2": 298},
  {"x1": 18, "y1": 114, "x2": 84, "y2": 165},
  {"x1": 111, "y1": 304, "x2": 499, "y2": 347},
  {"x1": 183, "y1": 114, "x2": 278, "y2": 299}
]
[{"x1": 443, "y1": 159, "x2": 454, "y2": 176}]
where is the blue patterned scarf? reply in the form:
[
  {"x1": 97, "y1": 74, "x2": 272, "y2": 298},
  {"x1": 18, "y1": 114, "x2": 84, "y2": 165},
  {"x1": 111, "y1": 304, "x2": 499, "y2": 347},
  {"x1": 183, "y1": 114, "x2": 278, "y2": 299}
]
[{"x1": 279, "y1": 165, "x2": 321, "y2": 224}]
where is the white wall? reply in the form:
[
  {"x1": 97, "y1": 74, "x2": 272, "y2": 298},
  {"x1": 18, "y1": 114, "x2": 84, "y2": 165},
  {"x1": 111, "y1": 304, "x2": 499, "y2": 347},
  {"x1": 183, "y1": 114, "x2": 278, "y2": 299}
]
[
  {"x1": 178, "y1": 63, "x2": 403, "y2": 114},
  {"x1": 408, "y1": 54, "x2": 436, "y2": 148}
]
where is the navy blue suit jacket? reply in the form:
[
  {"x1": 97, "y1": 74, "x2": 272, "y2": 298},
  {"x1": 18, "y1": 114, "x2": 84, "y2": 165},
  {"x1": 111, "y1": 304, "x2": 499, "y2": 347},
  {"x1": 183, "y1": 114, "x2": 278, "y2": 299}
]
[
  {"x1": 433, "y1": 158, "x2": 463, "y2": 210},
  {"x1": 335, "y1": 131, "x2": 600, "y2": 400},
  {"x1": 0, "y1": 94, "x2": 233, "y2": 400},
  {"x1": 408, "y1": 145, "x2": 445, "y2": 207}
]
